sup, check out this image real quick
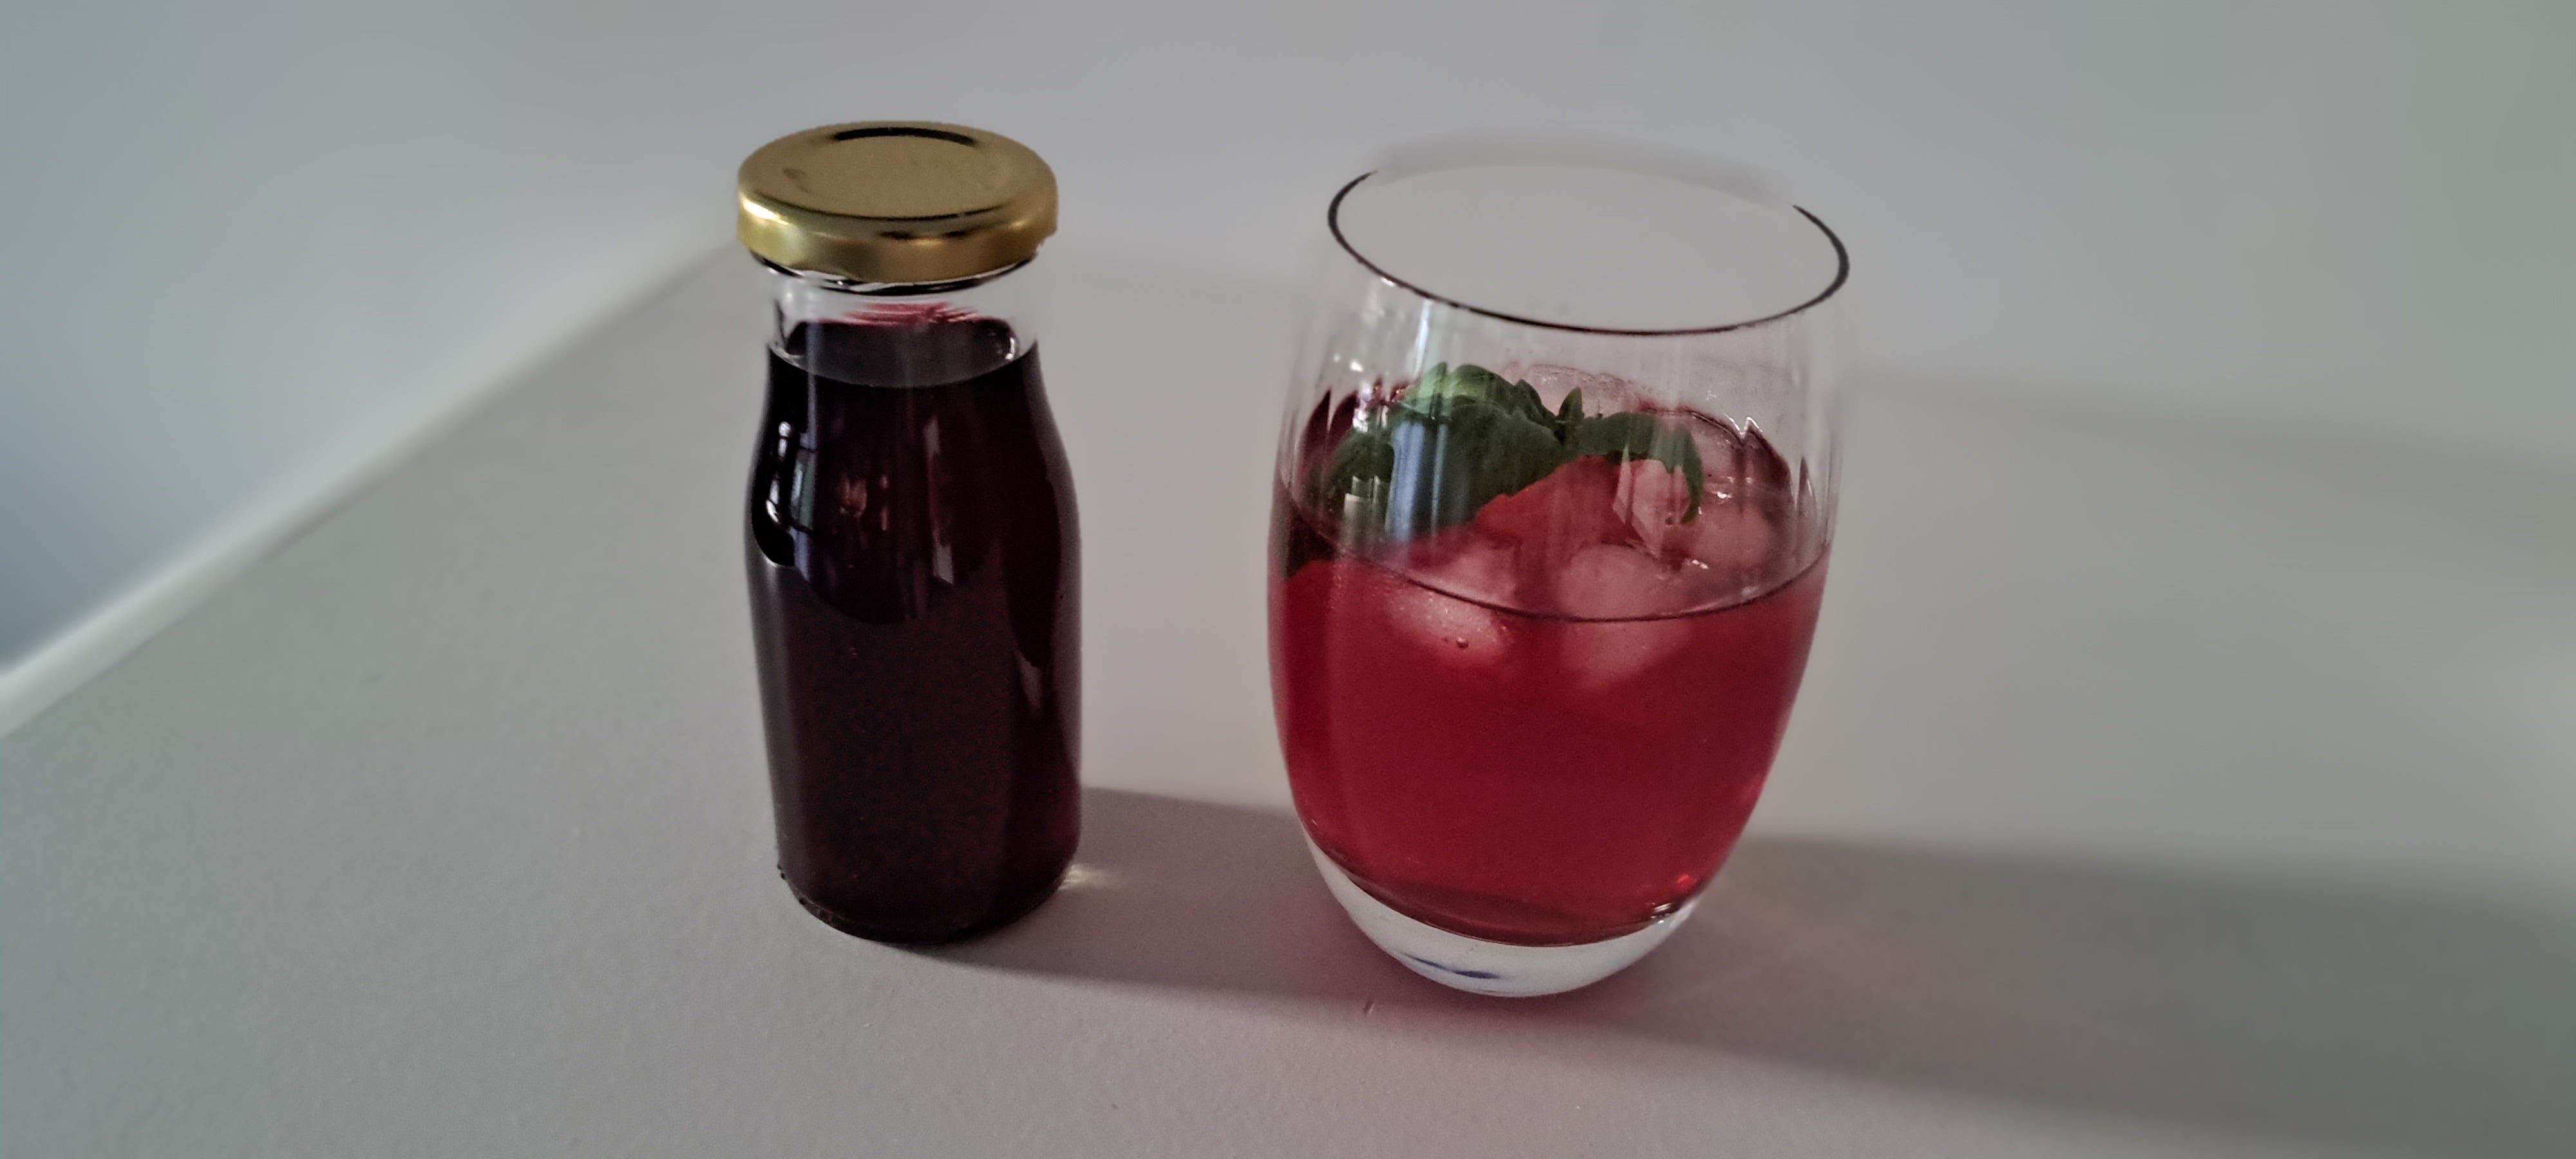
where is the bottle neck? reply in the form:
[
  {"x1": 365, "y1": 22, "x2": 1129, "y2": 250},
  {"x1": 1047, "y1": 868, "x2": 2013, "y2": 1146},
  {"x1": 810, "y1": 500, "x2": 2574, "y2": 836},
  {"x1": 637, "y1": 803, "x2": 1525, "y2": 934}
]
[{"x1": 764, "y1": 257, "x2": 1045, "y2": 359}]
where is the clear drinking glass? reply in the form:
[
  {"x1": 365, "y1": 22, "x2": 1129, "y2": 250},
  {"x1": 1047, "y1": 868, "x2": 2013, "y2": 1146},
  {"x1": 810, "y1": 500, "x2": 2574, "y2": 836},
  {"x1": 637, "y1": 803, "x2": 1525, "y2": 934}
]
[{"x1": 1267, "y1": 135, "x2": 1848, "y2": 995}]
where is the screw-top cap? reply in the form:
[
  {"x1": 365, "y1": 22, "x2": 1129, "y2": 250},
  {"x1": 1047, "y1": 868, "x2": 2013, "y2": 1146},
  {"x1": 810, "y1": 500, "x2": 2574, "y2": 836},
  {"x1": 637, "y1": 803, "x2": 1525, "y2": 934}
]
[{"x1": 737, "y1": 122, "x2": 1057, "y2": 284}]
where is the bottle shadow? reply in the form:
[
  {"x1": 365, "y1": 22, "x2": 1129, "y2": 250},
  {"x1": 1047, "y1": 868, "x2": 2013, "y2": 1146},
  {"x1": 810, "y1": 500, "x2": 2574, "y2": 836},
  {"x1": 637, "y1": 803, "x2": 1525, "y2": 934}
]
[{"x1": 930, "y1": 787, "x2": 2576, "y2": 1158}]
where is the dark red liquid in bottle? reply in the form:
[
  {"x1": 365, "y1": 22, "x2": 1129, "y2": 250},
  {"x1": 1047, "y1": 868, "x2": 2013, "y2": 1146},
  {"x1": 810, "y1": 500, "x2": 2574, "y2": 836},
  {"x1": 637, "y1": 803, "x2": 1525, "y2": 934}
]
[{"x1": 746, "y1": 316, "x2": 1079, "y2": 943}]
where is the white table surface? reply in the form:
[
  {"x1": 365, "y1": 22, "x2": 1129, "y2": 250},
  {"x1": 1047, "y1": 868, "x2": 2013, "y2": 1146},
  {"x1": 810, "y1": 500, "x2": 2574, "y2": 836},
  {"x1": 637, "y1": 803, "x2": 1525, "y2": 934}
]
[{"x1": 6, "y1": 252, "x2": 2572, "y2": 1158}]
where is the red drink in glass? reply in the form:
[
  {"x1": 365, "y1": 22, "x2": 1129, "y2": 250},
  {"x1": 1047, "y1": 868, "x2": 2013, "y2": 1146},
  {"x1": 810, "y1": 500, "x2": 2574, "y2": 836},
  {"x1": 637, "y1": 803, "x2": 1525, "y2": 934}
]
[
  {"x1": 1271, "y1": 420, "x2": 1826, "y2": 946},
  {"x1": 1271, "y1": 133, "x2": 1848, "y2": 992}
]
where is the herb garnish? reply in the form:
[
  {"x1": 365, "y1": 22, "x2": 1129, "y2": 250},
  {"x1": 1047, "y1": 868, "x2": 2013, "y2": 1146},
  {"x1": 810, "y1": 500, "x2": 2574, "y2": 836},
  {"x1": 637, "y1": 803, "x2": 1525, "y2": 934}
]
[{"x1": 1311, "y1": 364, "x2": 1704, "y2": 543}]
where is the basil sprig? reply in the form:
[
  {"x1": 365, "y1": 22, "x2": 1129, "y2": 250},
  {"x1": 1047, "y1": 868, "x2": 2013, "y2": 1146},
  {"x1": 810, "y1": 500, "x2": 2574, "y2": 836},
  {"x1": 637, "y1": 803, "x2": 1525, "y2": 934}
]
[{"x1": 1312, "y1": 363, "x2": 1704, "y2": 543}]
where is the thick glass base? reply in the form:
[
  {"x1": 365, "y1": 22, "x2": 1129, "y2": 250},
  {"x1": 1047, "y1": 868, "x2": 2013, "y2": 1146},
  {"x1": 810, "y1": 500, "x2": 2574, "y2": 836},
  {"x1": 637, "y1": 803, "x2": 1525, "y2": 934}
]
[{"x1": 1307, "y1": 843, "x2": 1693, "y2": 997}]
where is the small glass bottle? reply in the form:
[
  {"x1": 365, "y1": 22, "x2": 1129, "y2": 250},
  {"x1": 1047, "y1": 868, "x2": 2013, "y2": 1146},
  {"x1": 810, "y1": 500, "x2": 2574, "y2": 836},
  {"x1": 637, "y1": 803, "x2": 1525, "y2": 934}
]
[{"x1": 735, "y1": 122, "x2": 1078, "y2": 943}]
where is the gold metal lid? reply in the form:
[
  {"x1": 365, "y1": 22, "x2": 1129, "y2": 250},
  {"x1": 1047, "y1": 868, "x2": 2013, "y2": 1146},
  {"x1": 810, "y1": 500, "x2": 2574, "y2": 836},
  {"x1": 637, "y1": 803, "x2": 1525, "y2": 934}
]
[{"x1": 737, "y1": 122, "x2": 1057, "y2": 284}]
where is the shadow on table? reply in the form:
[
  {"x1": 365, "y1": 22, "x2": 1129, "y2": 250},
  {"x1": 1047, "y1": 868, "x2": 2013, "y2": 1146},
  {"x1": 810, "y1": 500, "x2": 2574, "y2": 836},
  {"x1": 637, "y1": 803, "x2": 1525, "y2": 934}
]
[{"x1": 933, "y1": 787, "x2": 2576, "y2": 1158}]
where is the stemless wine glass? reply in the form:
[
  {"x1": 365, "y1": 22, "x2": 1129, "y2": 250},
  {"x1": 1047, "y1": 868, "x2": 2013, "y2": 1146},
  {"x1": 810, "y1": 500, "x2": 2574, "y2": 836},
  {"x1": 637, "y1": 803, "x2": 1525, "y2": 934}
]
[{"x1": 1267, "y1": 135, "x2": 1848, "y2": 996}]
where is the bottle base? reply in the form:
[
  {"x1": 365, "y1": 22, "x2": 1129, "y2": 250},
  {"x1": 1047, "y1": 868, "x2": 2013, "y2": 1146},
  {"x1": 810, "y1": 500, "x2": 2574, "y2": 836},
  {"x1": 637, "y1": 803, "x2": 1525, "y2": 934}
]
[
  {"x1": 783, "y1": 867, "x2": 1066, "y2": 947},
  {"x1": 1307, "y1": 843, "x2": 1692, "y2": 997}
]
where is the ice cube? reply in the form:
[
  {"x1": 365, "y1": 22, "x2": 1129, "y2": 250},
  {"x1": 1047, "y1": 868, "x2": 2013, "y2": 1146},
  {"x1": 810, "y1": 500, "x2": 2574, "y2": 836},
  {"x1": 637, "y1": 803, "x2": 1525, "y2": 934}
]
[
  {"x1": 1473, "y1": 458, "x2": 1631, "y2": 565},
  {"x1": 1667, "y1": 497, "x2": 1777, "y2": 577},
  {"x1": 1379, "y1": 570, "x2": 1515, "y2": 672},
  {"x1": 1697, "y1": 420, "x2": 1791, "y2": 504},
  {"x1": 1542, "y1": 544, "x2": 1701, "y2": 689},
  {"x1": 1560, "y1": 616, "x2": 1698, "y2": 692},
  {"x1": 1680, "y1": 408, "x2": 1745, "y2": 467},
  {"x1": 1400, "y1": 529, "x2": 1523, "y2": 610},
  {"x1": 1551, "y1": 542, "x2": 1690, "y2": 620},
  {"x1": 1515, "y1": 364, "x2": 1639, "y2": 413},
  {"x1": 1613, "y1": 458, "x2": 1698, "y2": 556}
]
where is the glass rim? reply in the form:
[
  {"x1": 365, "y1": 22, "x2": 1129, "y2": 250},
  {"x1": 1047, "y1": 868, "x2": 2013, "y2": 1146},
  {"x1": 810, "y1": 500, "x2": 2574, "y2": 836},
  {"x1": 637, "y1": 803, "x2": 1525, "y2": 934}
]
[{"x1": 1325, "y1": 135, "x2": 1851, "y2": 338}]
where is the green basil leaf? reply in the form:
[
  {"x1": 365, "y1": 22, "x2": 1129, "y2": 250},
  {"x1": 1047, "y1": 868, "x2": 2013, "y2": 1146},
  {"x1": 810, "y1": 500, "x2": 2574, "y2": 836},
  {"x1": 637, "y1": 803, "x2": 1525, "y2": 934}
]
[
  {"x1": 1401, "y1": 363, "x2": 1552, "y2": 428},
  {"x1": 1497, "y1": 374, "x2": 1554, "y2": 428},
  {"x1": 1311, "y1": 363, "x2": 1705, "y2": 543},
  {"x1": 1568, "y1": 410, "x2": 1705, "y2": 520},
  {"x1": 1312, "y1": 423, "x2": 1394, "y2": 512},
  {"x1": 1388, "y1": 397, "x2": 1564, "y2": 537},
  {"x1": 1312, "y1": 395, "x2": 1566, "y2": 542}
]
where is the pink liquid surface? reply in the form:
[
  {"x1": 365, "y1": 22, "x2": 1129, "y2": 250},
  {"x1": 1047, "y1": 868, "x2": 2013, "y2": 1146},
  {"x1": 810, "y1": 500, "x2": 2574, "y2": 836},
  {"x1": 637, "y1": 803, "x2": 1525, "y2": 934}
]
[{"x1": 1271, "y1": 419, "x2": 1827, "y2": 946}]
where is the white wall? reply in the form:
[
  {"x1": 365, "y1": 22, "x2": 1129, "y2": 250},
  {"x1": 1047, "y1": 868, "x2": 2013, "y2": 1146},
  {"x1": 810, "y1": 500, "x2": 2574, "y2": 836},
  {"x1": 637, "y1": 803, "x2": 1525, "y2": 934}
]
[{"x1": 6, "y1": 0, "x2": 2572, "y2": 667}]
